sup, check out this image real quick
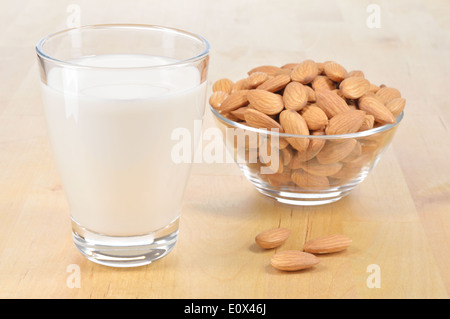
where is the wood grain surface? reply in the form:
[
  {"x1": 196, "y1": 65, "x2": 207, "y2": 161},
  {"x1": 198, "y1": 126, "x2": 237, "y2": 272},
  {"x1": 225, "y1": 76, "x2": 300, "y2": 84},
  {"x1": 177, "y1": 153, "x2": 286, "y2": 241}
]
[{"x1": 0, "y1": 0, "x2": 449, "y2": 299}]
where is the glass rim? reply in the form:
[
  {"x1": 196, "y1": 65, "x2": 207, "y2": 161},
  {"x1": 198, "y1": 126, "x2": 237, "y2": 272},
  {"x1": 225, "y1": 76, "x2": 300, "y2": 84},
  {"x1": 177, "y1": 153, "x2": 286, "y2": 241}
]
[
  {"x1": 209, "y1": 104, "x2": 404, "y2": 139},
  {"x1": 35, "y1": 24, "x2": 210, "y2": 70}
]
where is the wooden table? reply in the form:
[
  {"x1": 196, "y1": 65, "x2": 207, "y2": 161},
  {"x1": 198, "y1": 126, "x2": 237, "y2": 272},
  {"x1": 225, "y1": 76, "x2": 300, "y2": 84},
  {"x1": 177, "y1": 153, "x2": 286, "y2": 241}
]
[{"x1": 0, "y1": 0, "x2": 449, "y2": 299}]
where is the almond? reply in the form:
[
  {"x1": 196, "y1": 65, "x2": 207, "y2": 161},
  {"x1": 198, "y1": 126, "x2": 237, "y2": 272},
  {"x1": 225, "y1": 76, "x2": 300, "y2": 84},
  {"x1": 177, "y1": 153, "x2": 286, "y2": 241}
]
[
  {"x1": 301, "y1": 104, "x2": 328, "y2": 131},
  {"x1": 358, "y1": 114, "x2": 375, "y2": 131},
  {"x1": 257, "y1": 73, "x2": 291, "y2": 92},
  {"x1": 282, "y1": 82, "x2": 308, "y2": 111},
  {"x1": 386, "y1": 97, "x2": 405, "y2": 117},
  {"x1": 290, "y1": 59, "x2": 319, "y2": 84},
  {"x1": 244, "y1": 108, "x2": 283, "y2": 131},
  {"x1": 291, "y1": 169, "x2": 330, "y2": 190},
  {"x1": 220, "y1": 90, "x2": 249, "y2": 113},
  {"x1": 231, "y1": 78, "x2": 251, "y2": 93},
  {"x1": 230, "y1": 106, "x2": 249, "y2": 121},
  {"x1": 274, "y1": 68, "x2": 292, "y2": 76},
  {"x1": 281, "y1": 146, "x2": 294, "y2": 166},
  {"x1": 248, "y1": 65, "x2": 281, "y2": 77},
  {"x1": 289, "y1": 132, "x2": 326, "y2": 168},
  {"x1": 209, "y1": 91, "x2": 229, "y2": 110},
  {"x1": 212, "y1": 78, "x2": 234, "y2": 93},
  {"x1": 299, "y1": 158, "x2": 343, "y2": 177},
  {"x1": 346, "y1": 70, "x2": 365, "y2": 78},
  {"x1": 247, "y1": 89, "x2": 284, "y2": 115},
  {"x1": 369, "y1": 83, "x2": 380, "y2": 93},
  {"x1": 267, "y1": 171, "x2": 293, "y2": 187},
  {"x1": 329, "y1": 163, "x2": 361, "y2": 182},
  {"x1": 316, "y1": 139, "x2": 357, "y2": 164},
  {"x1": 358, "y1": 94, "x2": 396, "y2": 124},
  {"x1": 303, "y1": 234, "x2": 352, "y2": 254},
  {"x1": 339, "y1": 77, "x2": 371, "y2": 99},
  {"x1": 280, "y1": 63, "x2": 298, "y2": 70},
  {"x1": 311, "y1": 75, "x2": 336, "y2": 91},
  {"x1": 316, "y1": 62, "x2": 325, "y2": 74},
  {"x1": 315, "y1": 89, "x2": 350, "y2": 118},
  {"x1": 325, "y1": 110, "x2": 366, "y2": 135},
  {"x1": 270, "y1": 250, "x2": 319, "y2": 271},
  {"x1": 341, "y1": 141, "x2": 362, "y2": 162},
  {"x1": 304, "y1": 85, "x2": 316, "y2": 102},
  {"x1": 255, "y1": 228, "x2": 291, "y2": 249},
  {"x1": 223, "y1": 112, "x2": 240, "y2": 122},
  {"x1": 375, "y1": 86, "x2": 401, "y2": 104},
  {"x1": 247, "y1": 72, "x2": 269, "y2": 88},
  {"x1": 323, "y1": 61, "x2": 347, "y2": 82},
  {"x1": 279, "y1": 110, "x2": 310, "y2": 152}
]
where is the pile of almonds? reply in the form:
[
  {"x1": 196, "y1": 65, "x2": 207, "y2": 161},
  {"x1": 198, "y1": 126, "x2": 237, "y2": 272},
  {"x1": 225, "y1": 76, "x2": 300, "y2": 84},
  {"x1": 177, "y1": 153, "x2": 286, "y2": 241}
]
[
  {"x1": 209, "y1": 60, "x2": 405, "y2": 190},
  {"x1": 254, "y1": 227, "x2": 352, "y2": 271}
]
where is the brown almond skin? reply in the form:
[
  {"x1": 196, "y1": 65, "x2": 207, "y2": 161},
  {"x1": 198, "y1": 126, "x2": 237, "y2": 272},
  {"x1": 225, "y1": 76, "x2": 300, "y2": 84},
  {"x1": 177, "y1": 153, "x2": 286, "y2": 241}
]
[
  {"x1": 375, "y1": 87, "x2": 401, "y2": 104},
  {"x1": 339, "y1": 77, "x2": 371, "y2": 99},
  {"x1": 303, "y1": 234, "x2": 352, "y2": 254},
  {"x1": 325, "y1": 110, "x2": 366, "y2": 135},
  {"x1": 279, "y1": 110, "x2": 310, "y2": 152},
  {"x1": 358, "y1": 94, "x2": 396, "y2": 124},
  {"x1": 301, "y1": 105, "x2": 328, "y2": 131},
  {"x1": 212, "y1": 78, "x2": 234, "y2": 93},
  {"x1": 283, "y1": 82, "x2": 308, "y2": 111},
  {"x1": 289, "y1": 132, "x2": 326, "y2": 167},
  {"x1": 316, "y1": 139, "x2": 357, "y2": 164},
  {"x1": 247, "y1": 72, "x2": 269, "y2": 88},
  {"x1": 386, "y1": 97, "x2": 405, "y2": 117},
  {"x1": 255, "y1": 228, "x2": 291, "y2": 249},
  {"x1": 359, "y1": 114, "x2": 375, "y2": 131},
  {"x1": 231, "y1": 78, "x2": 251, "y2": 93},
  {"x1": 323, "y1": 61, "x2": 347, "y2": 82},
  {"x1": 315, "y1": 89, "x2": 350, "y2": 118},
  {"x1": 248, "y1": 65, "x2": 281, "y2": 77},
  {"x1": 256, "y1": 73, "x2": 291, "y2": 92},
  {"x1": 312, "y1": 75, "x2": 336, "y2": 91},
  {"x1": 244, "y1": 108, "x2": 283, "y2": 130},
  {"x1": 270, "y1": 250, "x2": 319, "y2": 271},
  {"x1": 290, "y1": 59, "x2": 319, "y2": 84},
  {"x1": 230, "y1": 106, "x2": 249, "y2": 121},
  {"x1": 291, "y1": 169, "x2": 330, "y2": 190},
  {"x1": 247, "y1": 89, "x2": 284, "y2": 115},
  {"x1": 220, "y1": 90, "x2": 249, "y2": 113},
  {"x1": 299, "y1": 158, "x2": 343, "y2": 177},
  {"x1": 209, "y1": 91, "x2": 229, "y2": 110},
  {"x1": 346, "y1": 70, "x2": 365, "y2": 78}
]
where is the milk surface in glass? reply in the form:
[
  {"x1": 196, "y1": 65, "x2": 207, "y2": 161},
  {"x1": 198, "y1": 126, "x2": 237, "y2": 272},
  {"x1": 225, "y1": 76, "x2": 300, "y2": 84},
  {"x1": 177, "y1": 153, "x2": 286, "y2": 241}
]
[{"x1": 42, "y1": 54, "x2": 205, "y2": 236}]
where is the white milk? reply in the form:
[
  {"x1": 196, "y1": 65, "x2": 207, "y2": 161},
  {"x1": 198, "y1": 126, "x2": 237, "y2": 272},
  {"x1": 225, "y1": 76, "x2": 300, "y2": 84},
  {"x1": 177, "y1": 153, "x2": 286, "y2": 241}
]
[{"x1": 42, "y1": 54, "x2": 206, "y2": 236}]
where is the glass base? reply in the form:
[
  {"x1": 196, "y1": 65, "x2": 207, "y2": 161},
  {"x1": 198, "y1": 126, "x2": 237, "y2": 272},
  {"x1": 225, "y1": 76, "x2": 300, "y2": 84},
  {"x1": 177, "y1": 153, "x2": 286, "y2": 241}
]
[
  {"x1": 71, "y1": 217, "x2": 179, "y2": 267},
  {"x1": 254, "y1": 186, "x2": 354, "y2": 206}
]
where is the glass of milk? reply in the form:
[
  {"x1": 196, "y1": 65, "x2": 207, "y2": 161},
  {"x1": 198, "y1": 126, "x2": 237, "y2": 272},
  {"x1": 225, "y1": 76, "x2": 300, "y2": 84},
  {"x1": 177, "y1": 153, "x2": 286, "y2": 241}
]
[{"x1": 36, "y1": 25, "x2": 210, "y2": 267}]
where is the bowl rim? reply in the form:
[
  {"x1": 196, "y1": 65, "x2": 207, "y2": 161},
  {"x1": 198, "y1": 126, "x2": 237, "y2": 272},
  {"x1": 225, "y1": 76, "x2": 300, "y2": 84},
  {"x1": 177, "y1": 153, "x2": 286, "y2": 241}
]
[{"x1": 209, "y1": 105, "x2": 403, "y2": 140}]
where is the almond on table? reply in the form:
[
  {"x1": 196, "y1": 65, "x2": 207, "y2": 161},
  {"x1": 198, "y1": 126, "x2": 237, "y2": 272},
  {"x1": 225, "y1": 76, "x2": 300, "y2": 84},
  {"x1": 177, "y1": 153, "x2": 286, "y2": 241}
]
[
  {"x1": 270, "y1": 250, "x2": 319, "y2": 271},
  {"x1": 255, "y1": 228, "x2": 291, "y2": 249},
  {"x1": 303, "y1": 234, "x2": 352, "y2": 254}
]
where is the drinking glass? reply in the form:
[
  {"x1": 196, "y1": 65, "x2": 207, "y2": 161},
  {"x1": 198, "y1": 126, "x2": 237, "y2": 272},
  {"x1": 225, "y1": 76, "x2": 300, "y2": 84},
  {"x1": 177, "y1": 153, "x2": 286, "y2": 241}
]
[{"x1": 36, "y1": 24, "x2": 210, "y2": 267}]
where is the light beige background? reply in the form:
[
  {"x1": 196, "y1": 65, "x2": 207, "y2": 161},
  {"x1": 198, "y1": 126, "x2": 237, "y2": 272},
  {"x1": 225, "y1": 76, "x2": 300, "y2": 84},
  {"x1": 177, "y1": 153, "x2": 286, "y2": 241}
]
[{"x1": 0, "y1": 0, "x2": 449, "y2": 298}]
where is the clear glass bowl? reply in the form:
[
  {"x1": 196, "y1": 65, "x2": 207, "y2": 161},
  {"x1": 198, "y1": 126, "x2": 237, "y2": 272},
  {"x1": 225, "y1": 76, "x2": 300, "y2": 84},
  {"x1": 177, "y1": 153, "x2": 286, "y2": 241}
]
[{"x1": 210, "y1": 105, "x2": 403, "y2": 206}]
